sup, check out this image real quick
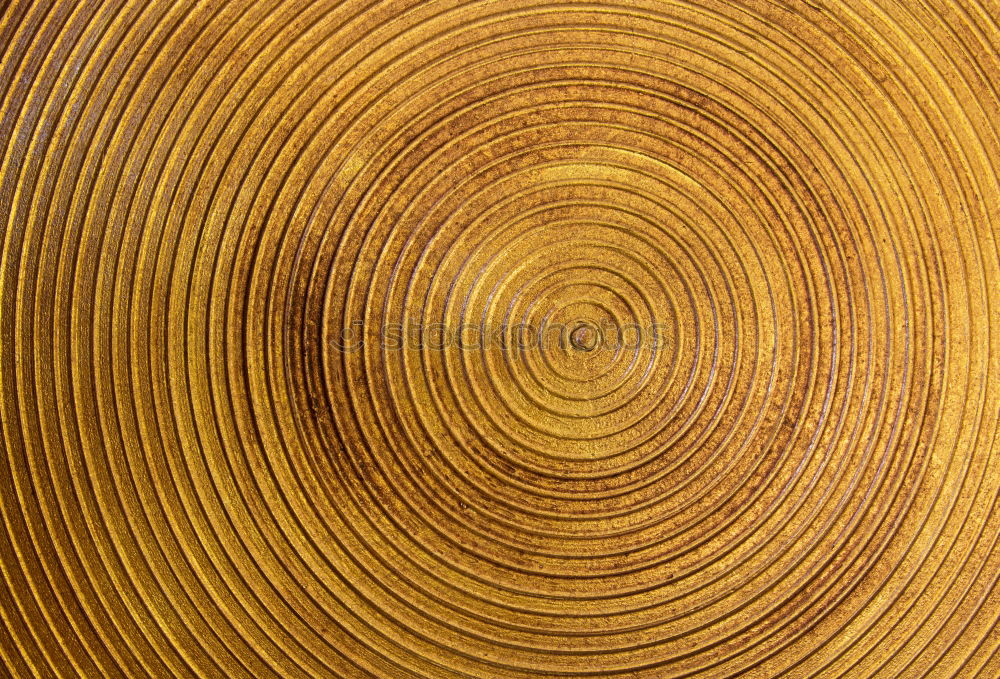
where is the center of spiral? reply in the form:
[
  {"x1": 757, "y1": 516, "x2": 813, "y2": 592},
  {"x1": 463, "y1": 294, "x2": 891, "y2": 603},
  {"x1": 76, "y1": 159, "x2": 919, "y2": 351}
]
[{"x1": 569, "y1": 323, "x2": 599, "y2": 352}]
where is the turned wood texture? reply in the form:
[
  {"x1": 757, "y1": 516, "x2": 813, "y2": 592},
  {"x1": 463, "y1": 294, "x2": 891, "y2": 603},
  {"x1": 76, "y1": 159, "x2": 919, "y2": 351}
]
[{"x1": 1, "y1": 1, "x2": 999, "y2": 677}]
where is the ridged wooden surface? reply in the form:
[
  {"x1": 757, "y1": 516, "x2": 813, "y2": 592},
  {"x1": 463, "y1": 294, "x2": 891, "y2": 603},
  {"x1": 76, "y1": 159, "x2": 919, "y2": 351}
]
[{"x1": 1, "y1": 1, "x2": 999, "y2": 677}]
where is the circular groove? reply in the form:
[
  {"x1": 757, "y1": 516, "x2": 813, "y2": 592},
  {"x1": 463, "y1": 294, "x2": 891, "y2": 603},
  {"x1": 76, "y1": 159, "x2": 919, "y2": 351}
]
[{"x1": 1, "y1": 1, "x2": 998, "y2": 677}]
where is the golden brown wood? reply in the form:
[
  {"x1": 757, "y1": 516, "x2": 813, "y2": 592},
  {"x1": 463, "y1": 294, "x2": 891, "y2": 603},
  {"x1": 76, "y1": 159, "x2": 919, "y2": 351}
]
[{"x1": 1, "y1": 0, "x2": 999, "y2": 677}]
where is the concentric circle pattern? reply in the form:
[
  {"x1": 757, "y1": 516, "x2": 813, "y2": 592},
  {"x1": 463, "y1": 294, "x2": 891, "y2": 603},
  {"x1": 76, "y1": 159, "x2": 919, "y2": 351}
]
[{"x1": 1, "y1": 0, "x2": 999, "y2": 677}]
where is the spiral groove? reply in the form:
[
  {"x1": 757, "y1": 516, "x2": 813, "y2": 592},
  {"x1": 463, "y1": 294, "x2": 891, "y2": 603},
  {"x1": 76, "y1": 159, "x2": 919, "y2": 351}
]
[{"x1": 1, "y1": 0, "x2": 999, "y2": 677}]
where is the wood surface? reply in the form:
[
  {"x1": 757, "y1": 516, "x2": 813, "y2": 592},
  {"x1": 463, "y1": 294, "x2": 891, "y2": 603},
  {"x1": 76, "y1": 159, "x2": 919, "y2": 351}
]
[{"x1": 1, "y1": 0, "x2": 999, "y2": 677}]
